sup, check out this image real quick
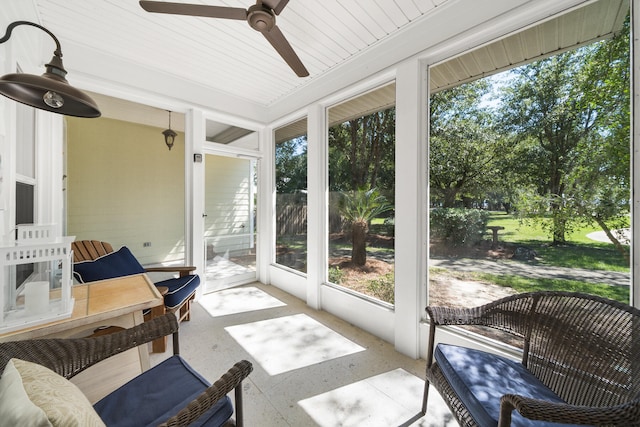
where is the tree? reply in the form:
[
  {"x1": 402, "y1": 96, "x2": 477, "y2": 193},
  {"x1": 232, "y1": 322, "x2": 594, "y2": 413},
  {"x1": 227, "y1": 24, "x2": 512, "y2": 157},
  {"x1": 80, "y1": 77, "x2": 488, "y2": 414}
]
[
  {"x1": 430, "y1": 118, "x2": 509, "y2": 208},
  {"x1": 275, "y1": 136, "x2": 307, "y2": 193},
  {"x1": 503, "y1": 53, "x2": 596, "y2": 243},
  {"x1": 329, "y1": 108, "x2": 395, "y2": 192},
  {"x1": 500, "y1": 21, "x2": 629, "y2": 245},
  {"x1": 338, "y1": 186, "x2": 393, "y2": 265},
  {"x1": 429, "y1": 80, "x2": 509, "y2": 208},
  {"x1": 567, "y1": 19, "x2": 631, "y2": 260},
  {"x1": 329, "y1": 107, "x2": 395, "y2": 236}
]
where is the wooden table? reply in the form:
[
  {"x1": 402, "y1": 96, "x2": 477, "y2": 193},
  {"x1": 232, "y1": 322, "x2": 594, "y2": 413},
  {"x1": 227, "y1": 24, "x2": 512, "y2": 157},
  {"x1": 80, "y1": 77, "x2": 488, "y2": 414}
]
[
  {"x1": 0, "y1": 273, "x2": 164, "y2": 402},
  {"x1": 487, "y1": 225, "x2": 505, "y2": 248}
]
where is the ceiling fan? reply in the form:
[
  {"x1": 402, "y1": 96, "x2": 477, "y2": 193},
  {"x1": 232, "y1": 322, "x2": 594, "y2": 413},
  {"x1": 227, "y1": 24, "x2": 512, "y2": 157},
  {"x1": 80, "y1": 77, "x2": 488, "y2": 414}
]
[{"x1": 139, "y1": 0, "x2": 309, "y2": 77}]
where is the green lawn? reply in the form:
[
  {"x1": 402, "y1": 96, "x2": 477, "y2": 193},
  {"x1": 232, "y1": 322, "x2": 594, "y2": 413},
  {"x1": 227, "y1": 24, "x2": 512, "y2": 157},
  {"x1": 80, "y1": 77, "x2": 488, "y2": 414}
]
[
  {"x1": 277, "y1": 212, "x2": 631, "y2": 305},
  {"x1": 322, "y1": 212, "x2": 629, "y2": 272},
  {"x1": 430, "y1": 268, "x2": 630, "y2": 304},
  {"x1": 477, "y1": 273, "x2": 629, "y2": 302},
  {"x1": 486, "y1": 212, "x2": 629, "y2": 272}
]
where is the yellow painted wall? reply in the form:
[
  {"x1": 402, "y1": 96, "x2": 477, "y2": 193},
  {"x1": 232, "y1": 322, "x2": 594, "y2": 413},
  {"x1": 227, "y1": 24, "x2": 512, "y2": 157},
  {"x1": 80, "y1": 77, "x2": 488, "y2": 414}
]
[{"x1": 65, "y1": 117, "x2": 185, "y2": 265}]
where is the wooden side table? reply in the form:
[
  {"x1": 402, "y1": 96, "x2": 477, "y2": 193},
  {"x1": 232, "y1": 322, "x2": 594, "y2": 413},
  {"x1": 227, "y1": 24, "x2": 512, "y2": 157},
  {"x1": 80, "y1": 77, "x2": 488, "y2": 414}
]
[{"x1": 0, "y1": 273, "x2": 163, "y2": 402}]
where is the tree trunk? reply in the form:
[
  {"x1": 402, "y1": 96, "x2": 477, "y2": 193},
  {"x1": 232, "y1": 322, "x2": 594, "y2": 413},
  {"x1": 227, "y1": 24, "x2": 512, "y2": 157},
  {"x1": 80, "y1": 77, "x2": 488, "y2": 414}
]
[
  {"x1": 552, "y1": 217, "x2": 566, "y2": 244},
  {"x1": 593, "y1": 216, "x2": 630, "y2": 264},
  {"x1": 351, "y1": 220, "x2": 368, "y2": 266},
  {"x1": 551, "y1": 204, "x2": 566, "y2": 244},
  {"x1": 443, "y1": 190, "x2": 457, "y2": 208}
]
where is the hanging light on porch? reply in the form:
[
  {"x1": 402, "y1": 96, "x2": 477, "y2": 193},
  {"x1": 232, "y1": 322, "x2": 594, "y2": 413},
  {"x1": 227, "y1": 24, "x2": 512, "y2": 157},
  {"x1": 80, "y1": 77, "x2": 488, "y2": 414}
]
[{"x1": 163, "y1": 110, "x2": 177, "y2": 150}]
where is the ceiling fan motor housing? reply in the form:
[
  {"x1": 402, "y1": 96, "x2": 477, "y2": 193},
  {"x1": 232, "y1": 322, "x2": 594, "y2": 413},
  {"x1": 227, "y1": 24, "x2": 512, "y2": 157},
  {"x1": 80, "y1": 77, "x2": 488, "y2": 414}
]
[{"x1": 247, "y1": 4, "x2": 275, "y2": 32}]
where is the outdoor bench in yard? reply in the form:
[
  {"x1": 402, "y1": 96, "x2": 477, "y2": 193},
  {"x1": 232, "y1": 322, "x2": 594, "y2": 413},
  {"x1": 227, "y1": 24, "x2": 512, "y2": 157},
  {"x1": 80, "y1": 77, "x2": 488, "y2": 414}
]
[
  {"x1": 422, "y1": 291, "x2": 640, "y2": 426},
  {"x1": 0, "y1": 313, "x2": 252, "y2": 426}
]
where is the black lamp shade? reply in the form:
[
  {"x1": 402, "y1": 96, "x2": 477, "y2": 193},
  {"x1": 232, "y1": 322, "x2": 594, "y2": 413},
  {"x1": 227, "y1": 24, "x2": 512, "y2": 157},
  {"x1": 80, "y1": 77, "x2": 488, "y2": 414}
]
[
  {"x1": 0, "y1": 56, "x2": 100, "y2": 118},
  {"x1": 0, "y1": 22, "x2": 101, "y2": 118}
]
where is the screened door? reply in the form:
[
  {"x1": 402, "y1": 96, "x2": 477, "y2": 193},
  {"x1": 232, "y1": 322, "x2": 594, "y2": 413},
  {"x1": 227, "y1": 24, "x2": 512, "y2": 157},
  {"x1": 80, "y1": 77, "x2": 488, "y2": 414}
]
[{"x1": 202, "y1": 153, "x2": 257, "y2": 292}]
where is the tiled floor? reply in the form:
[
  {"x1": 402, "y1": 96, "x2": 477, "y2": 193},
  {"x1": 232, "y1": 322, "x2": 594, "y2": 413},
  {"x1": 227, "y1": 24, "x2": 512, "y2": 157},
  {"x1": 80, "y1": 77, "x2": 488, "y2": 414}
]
[{"x1": 150, "y1": 283, "x2": 457, "y2": 426}]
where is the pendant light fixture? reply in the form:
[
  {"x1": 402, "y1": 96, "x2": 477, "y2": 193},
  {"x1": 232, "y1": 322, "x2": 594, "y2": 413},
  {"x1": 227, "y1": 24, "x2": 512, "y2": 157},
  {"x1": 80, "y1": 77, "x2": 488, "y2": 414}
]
[
  {"x1": 0, "y1": 21, "x2": 100, "y2": 118},
  {"x1": 163, "y1": 110, "x2": 177, "y2": 150}
]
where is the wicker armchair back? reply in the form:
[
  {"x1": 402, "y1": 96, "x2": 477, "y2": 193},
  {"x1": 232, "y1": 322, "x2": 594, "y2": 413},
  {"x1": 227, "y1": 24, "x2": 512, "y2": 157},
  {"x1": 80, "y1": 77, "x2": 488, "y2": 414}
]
[
  {"x1": 0, "y1": 313, "x2": 252, "y2": 426},
  {"x1": 422, "y1": 291, "x2": 640, "y2": 426}
]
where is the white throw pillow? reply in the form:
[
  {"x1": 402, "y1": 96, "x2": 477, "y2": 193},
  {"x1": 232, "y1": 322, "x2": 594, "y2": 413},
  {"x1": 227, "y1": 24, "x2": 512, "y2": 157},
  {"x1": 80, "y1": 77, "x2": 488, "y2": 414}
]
[
  {"x1": 0, "y1": 359, "x2": 52, "y2": 426},
  {"x1": 9, "y1": 358, "x2": 106, "y2": 427}
]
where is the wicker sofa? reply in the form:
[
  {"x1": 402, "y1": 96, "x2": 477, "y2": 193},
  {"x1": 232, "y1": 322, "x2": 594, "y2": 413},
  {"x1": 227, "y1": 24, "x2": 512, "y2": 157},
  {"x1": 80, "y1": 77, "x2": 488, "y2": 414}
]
[
  {"x1": 422, "y1": 291, "x2": 640, "y2": 426},
  {"x1": 0, "y1": 313, "x2": 252, "y2": 426}
]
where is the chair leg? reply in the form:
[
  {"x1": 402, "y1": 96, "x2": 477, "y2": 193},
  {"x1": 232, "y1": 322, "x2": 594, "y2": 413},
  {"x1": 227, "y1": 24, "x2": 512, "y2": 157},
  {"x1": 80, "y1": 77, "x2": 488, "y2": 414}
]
[
  {"x1": 176, "y1": 292, "x2": 195, "y2": 323},
  {"x1": 150, "y1": 304, "x2": 168, "y2": 353},
  {"x1": 235, "y1": 381, "x2": 244, "y2": 427},
  {"x1": 148, "y1": 291, "x2": 196, "y2": 353},
  {"x1": 422, "y1": 378, "x2": 430, "y2": 415},
  {"x1": 180, "y1": 297, "x2": 191, "y2": 322}
]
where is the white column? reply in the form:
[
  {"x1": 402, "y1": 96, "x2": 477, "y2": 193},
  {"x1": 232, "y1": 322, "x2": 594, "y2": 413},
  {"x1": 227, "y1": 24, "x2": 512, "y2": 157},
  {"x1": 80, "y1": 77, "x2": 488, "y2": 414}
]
[
  {"x1": 256, "y1": 126, "x2": 273, "y2": 284},
  {"x1": 186, "y1": 109, "x2": 205, "y2": 289},
  {"x1": 0, "y1": 37, "x2": 13, "y2": 238},
  {"x1": 632, "y1": 0, "x2": 640, "y2": 309},
  {"x1": 35, "y1": 111, "x2": 64, "y2": 236},
  {"x1": 306, "y1": 103, "x2": 327, "y2": 310},
  {"x1": 394, "y1": 58, "x2": 428, "y2": 358}
]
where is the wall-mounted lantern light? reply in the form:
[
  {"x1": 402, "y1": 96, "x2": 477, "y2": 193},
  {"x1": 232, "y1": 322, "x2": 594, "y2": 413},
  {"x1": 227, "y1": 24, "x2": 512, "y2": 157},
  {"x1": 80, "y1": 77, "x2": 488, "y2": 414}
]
[{"x1": 0, "y1": 21, "x2": 100, "y2": 118}]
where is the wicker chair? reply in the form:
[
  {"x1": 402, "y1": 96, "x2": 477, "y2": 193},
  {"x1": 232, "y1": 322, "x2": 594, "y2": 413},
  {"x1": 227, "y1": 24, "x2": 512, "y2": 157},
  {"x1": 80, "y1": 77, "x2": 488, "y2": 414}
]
[
  {"x1": 422, "y1": 291, "x2": 640, "y2": 426},
  {"x1": 0, "y1": 313, "x2": 253, "y2": 426}
]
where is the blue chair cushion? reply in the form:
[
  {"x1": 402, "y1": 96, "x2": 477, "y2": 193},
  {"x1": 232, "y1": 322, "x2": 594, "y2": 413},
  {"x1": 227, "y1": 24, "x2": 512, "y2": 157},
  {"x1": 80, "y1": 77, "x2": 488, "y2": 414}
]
[
  {"x1": 94, "y1": 355, "x2": 233, "y2": 427},
  {"x1": 73, "y1": 246, "x2": 145, "y2": 283},
  {"x1": 434, "y1": 344, "x2": 581, "y2": 427},
  {"x1": 156, "y1": 274, "x2": 200, "y2": 309}
]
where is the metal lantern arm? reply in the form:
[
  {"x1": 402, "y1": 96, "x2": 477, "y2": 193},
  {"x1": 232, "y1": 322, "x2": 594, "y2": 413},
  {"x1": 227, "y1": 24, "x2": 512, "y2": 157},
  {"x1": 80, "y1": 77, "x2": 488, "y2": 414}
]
[{"x1": 0, "y1": 21, "x2": 63, "y2": 57}]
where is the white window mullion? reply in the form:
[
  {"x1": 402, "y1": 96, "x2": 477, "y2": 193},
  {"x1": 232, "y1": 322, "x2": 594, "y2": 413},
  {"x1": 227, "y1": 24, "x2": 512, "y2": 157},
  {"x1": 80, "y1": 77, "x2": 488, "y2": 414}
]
[{"x1": 632, "y1": 0, "x2": 640, "y2": 309}]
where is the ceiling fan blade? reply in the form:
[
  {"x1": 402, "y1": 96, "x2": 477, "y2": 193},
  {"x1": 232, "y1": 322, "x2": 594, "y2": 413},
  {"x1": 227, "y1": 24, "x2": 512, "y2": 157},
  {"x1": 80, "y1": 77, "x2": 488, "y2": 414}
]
[
  {"x1": 262, "y1": 0, "x2": 289, "y2": 15},
  {"x1": 139, "y1": 1, "x2": 247, "y2": 20},
  {"x1": 262, "y1": 25, "x2": 309, "y2": 77}
]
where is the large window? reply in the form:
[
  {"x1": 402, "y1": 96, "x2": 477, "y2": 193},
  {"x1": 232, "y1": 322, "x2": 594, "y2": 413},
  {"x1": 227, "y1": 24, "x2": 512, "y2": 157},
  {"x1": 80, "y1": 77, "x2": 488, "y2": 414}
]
[
  {"x1": 326, "y1": 83, "x2": 396, "y2": 304},
  {"x1": 274, "y1": 119, "x2": 308, "y2": 273},
  {"x1": 427, "y1": 1, "x2": 631, "y2": 321}
]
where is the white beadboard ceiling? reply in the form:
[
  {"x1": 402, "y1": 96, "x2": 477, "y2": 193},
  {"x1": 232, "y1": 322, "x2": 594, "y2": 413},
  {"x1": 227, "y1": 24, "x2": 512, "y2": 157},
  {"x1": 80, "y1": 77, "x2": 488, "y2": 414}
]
[
  {"x1": 32, "y1": 0, "x2": 450, "y2": 109},
  {"x1": 17, "y1": 0, "x2": 628, "y2": 138}
]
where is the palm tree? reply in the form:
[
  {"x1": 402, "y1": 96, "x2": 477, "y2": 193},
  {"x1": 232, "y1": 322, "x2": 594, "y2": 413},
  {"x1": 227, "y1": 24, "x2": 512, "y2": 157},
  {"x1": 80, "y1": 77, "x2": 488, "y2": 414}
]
[{"x1": 338, "y1": 186, "x2": 393, "y2": 266}]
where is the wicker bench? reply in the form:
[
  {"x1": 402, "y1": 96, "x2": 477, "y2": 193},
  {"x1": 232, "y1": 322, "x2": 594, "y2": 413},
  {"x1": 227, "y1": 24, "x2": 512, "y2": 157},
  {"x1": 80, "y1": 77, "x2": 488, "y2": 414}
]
[
  {"x1": 422, "y1": 291, "x2": 640, "y2": 426},
  {"x1": 0, "y1": 313, "x2": 252, "y2": 426}
]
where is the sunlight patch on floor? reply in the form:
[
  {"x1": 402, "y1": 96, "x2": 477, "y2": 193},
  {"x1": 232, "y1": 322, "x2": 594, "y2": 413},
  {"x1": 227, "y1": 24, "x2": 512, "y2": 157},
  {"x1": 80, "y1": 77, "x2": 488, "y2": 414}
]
[
  {"x1": 205, "y1": 255, "x2": 253, "y2": 280},
  {"x1": 199, "y1": 286, "x2": 286, "y2": 317},
  {"x1": 224, "y1": 313, "x2": 365, "y2": 375},
  {"x1": 298, "y1": 368, "x2": 426, "y2": 427}
]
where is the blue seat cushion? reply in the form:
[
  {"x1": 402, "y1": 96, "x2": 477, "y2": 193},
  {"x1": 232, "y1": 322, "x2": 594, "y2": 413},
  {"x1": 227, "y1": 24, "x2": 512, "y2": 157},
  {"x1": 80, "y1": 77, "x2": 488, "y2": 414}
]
[
  {"x1": 94, "y1": 355, "x2": 233, "y2": 427},
  {"x1": 435, "y1": 344, "x2": 582, "y2": 427},
  {"x1": 156, "y1": 274, "x2": 200, "y2": 309},
  {"x1": 73, "y1": 246, "x2": 145, "y2": 283}
]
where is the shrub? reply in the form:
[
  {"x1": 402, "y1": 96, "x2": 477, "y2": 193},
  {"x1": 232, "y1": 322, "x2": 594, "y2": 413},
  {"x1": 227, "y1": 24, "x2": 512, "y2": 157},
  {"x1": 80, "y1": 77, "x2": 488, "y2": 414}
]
[
  {"x1": 382, "y1": 216, "x2": 395, "y2": 237},
  {"x1": 430, "y1": 208, "x2": 489, "y2": 246},
  {"x1": 328, "y1": 266, "x2": 344, "y2": 284},
  {"x1": 367, "y1": 273, "x2": 395, "y2": 304}
]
